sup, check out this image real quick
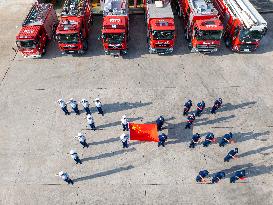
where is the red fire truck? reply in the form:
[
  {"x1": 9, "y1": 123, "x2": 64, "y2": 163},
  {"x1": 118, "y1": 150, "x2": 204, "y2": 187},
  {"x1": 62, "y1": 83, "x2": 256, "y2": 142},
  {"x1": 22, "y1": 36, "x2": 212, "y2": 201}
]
[
  {"x1": 55, "y1": 0, "x2": 92, "y2": 54},
  {"x1": 144, "y1": 0, "x2": 176, "y2": 54},
  {"x1": 177, "y1": 0, "x2": 223, "y2": 53},
  {"x1": 16, "y1": 3, "x2": 57, "y2": 58},
  {"x1": 100, "y1": 0, "x2": 129, "y2": 57},
  {"x1": 212, "y1": 0, "x2": 267, "y2": 52}
]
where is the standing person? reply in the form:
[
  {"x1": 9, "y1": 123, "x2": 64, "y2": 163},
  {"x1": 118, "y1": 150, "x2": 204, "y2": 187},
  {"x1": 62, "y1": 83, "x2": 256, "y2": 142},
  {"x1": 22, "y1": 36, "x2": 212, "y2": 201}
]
[
  {"x1": 87, "y1": 114, "x2": 96, "y2": 131},
  {"x1": 69, "y1": 150, "x2": 82, "y2": 164},
  {"x1": 94, "y1": 98, "x2": 104, "y2": 116},
  {"x1": 156, "y1": 116, "x2": 165, "y2": 131},
  {"x1": 75, "y1": 133, "x2": 89, "y2": 148},
  {"x1": 195, "y1": 170, "x2": 209, "y2": 183},
  {"x1": 224, "y1": 148, "x2": 239, "y2": 162},
  {"x1": 183, "y1": 99, "x2": 193, "y2": 116},
  {"x1": 158, "y1": 133, "x2": 168, "y2": 147},
  {"x1": 57, "y1": 99, "x2": 70, "y2": 115},
  {"x1": 121, "y1": 115, "x2": 129, "y2": 131},
  {"x1": 211, "y1": 172, "x2": 226, "y2": 184},
  {"x1": 230, "y1": 170, "x2": 246, "y2": 183},
  {"x1": 211, "y1": 98, "x2": 223, "y2": 114},
  {"x1": 120, "y1": 133, "x2": 129, "y2": 148},
  {"x1": 68, "y1": 98, "x2": 80, "y2": 115},
  {"x1": 203, "y1": 133, "x2": 216, "y2": 147},
  {"x1": 219, "y1": 132, "x2": 233, "y2": 147},
  {"x1": 56, "y1": 171, "x2": 73, "y2": 185},
  {"x1": 185, "y1": 113, "x2": 195, "y2": 129},
  {"x1": 81, "y1": 99, "x2": 91, "y2": 115},
  {"x1": 195, "y1": 100, "x2": 205, "y2": 117},
  {"x1": 189, "y1": 133, "x2": 201, "y2": 148}
]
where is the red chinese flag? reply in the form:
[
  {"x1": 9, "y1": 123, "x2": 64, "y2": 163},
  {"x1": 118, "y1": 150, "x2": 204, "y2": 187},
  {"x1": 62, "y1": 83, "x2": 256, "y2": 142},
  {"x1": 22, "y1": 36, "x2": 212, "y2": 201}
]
[{"x1": 129, "y1": 123, "x2": 159, "y2": 142}]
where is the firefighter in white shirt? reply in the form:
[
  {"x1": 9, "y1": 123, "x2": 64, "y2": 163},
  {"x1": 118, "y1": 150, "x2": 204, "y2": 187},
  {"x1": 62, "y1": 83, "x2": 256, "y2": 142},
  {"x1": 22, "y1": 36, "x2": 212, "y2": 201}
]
[
  {"x1": 57, "y1": 99, "x2": 70, "y2": 115},
  {"x1": 68, "y1": 98, "x2": 80, "y2": 115},
  {"x1": 81, "y1": 99, "x2": 91, "y2": 115},
  {"x1": 121, "y1": 115, "x2": 129, "y2": 131},
  {"x1": 120, "y1": 133, "x2": 129, "y2": 148},
  {"x1": 87, "y1": 114, "x2": 96, "y2": 131},
  {"x1": 75, "y1": 132, "x2": 89, "y2": 148},
  {"x1": 56, "y1": 171, "x2": 73, "y2": 185},
  {"x1": 94, "y1": 98, "x2": 104, "y2": 116},
  {"x1": 69, "y1": 149, "x2": 82, "y2": 164}
]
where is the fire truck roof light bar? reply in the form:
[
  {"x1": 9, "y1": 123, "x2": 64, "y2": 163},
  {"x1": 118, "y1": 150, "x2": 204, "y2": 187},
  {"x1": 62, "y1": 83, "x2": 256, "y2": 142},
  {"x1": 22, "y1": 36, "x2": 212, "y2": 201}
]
[
  {"x1": 61, "y1": 0, "x2": 87, "y2": 16},
  {"x1": 103, "y1": 0, "x2": 128, "y2": 16},
  {"x1": 223, "y1": 0, "x2": 267, "y2": 30},
  {"x1": 23, "y1": 3, "x2": 51, "y2": 26},
  {"x1": 189, "y1": 0, "x2": 218, "y2": 16}
]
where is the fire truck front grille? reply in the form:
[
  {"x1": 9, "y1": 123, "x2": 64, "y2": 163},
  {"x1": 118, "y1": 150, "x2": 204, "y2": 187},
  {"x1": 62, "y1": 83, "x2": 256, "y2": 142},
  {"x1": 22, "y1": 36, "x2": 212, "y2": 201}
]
[
  {"x1": 155, "y1": 44, "x2": 170, "y2": 48},
  {"x1": 63, "y1": 46, "x2": 78, "y2": 50},
  {"x1": 196, "y1": 44, "x2": 218, "y2": 52},
  {"x1": 108, "y1": 45, "x2": 122, "y2": 49},
  {"x1": 239, "y1": 44, "x2": 257, "y2": 52}
]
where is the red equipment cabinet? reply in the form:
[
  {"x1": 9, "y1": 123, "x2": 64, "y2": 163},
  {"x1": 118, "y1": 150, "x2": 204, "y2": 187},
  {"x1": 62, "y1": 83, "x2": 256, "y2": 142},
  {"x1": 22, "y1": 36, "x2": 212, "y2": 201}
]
[
  {"x1": 177, "y1": 0, "x2": 223, "y2": 53},
  {"x1": 100, "y1": 0, "x2": 129, "y2": 57},
  {"x1": 55, "y1": 0, "x2": 93, "y2": 54},
  {"x1": 16, "y1": 3, "x2": 58, "y2": 58},
  {"x1": 212, "y1": 0, "x2": 267, "y2": 52},
  {"x1": 144, "y1": 0, "x2": 176, "y2": 55}
]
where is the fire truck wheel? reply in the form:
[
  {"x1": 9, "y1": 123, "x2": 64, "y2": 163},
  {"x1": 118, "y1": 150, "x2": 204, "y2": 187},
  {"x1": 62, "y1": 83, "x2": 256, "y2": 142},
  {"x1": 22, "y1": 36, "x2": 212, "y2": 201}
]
[
  {"x1": 83, "y1": 40, "x2": 88, "y2": 51},
  {"x1": 42, "y1": 48, "x2": 46, "y2": 56},
  {"x1": 225, "y1": 38, "x2": 231, "y2": 47}
]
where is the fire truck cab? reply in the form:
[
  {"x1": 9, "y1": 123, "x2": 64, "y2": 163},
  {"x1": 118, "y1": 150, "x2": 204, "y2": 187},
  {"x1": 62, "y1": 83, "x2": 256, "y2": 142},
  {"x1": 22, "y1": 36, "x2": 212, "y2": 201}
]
[
  {"x1": 213, "y1": 0, "x2": 267, "y2": 52},
  {"x1": 16, "y1": 3, "x2": 57, "y2": 58},
  {"x1": 56, "y1": 0, "x2": 92, "y2": 54},
  {"x1": 145, "y1": 0, "x2": 176, "y2": 54},
  {"x1": 178, "y1": 0, "x2": 223, "y2": 53},
  {"x1": 100, "y1": 0, "x2": 129, "y2": 57}
]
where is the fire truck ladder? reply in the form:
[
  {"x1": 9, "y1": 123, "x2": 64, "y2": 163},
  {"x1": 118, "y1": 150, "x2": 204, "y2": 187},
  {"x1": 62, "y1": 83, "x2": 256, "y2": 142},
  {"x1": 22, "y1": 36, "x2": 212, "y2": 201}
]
[
  {"x1": 189, "y1": 0, "x2": 218, "y2": 16},
  {"x1": 224, "y1": 0, "x2": 266, "y2": 29},
  {"x1": 23, "y1": 3, "x2": 51, "y2": 26},
  {"x1": 61, "y1": 0, "x2": 88, "y2": 16},
  {"x1": 103, "y1": 0, "x2": 128, "y2": 16}
]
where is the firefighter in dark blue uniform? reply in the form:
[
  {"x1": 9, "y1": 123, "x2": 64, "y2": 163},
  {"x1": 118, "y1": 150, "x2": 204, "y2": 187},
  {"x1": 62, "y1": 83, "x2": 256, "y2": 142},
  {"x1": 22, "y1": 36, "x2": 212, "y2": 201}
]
[
  {"x1": 211, "y1": 98, "x2": 222, "y2": 114},
  {"x1": 156, "y1": 116, "x2": 165, "y2": 131},
  {"x1": 195, "y1": 100, "x2": 205, "y2": 117},
  {"x1": 195, "y1": 170, "x2": 209, "y2": 183},
  {"x1": 203, "y1": 133, "x2": 215, "y2": 147},
  {"x1": 230, "y1": 170, "x2": 246, "y2": 183},
  {"x1": 219, "y1": 132, "x2": 233, "y2": 147},
  {"x1": 185, "y1": 113, "x2": 195, "y2": 129},
  {"x1": 224, "y1": 148, "x2": 239, "y2": 162},
  {"x1": 158, "y1": 133, "x2": 168, "y2": 147},
  {"x1": 183, "y1": 99, "x2": 192, "y2": 116},
  {"x1": 211, "y1": 172, "x2": 226, "y2": 183},
  {"x1": 189, "y1": 133, "x2": 201, "y2": 148}
]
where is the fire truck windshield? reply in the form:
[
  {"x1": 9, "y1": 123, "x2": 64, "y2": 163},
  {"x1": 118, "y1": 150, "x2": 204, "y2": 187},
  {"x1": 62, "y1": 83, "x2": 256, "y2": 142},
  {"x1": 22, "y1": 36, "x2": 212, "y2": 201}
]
[
  {"x1": 152, "y1": 31, "x2": 174, "y2": 40},
  {"x1": 239, "y1": 29, "x2": 263, "y2": 41},
  {"x1": 57, "y1": 33, "x2": 79, "y2": 44},
  {"x1": 16, "y1": 40, "x2": 36, "y2": 49},
  {"x1": 103, "y1": 33, "x2": 125, "y2": 44},
  {"x1": 196, "y1": 30, "x2": 222, "y2": 41}
]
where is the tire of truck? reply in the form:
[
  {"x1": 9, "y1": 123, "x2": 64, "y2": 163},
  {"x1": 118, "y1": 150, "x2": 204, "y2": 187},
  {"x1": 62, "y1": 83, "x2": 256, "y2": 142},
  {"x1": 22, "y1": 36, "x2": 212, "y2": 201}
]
[
  {"x1": 83, "y1": 39, "x2": 88, "y2": 51},
  {"x1": 225, "y1": 38, "x2": 231, "y2": 47},
  {"x1": 42, "y1": 47, "x2": 46, "y2": 56}
]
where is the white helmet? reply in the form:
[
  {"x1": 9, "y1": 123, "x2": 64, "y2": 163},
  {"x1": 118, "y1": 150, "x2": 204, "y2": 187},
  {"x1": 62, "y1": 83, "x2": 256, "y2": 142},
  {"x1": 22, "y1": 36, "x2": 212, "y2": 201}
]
[
  {"x1": 69, "y1": 150, "x2": 76, "y2": 155},
  {"x1": 58, "y1": 171, "x2": 64, "y2": 176},
  {"x1": 78, "y1": 133, "x2": 82, "y2": 137},
  {"x1": 95, "y1": 98, "x2": 100, "y2": 101},
  {"x1": 87, "y1": 114, "x2": 92, "y2": 118},
  {"x1": 120, "y1": 133, "x2": 126, "y2": 138},
  {"x1": 70, "y1": 98, "x2": 74, "y2": 101},
  {"x1": 122, "y1": 115, "x2": 126, "y2": 119}
]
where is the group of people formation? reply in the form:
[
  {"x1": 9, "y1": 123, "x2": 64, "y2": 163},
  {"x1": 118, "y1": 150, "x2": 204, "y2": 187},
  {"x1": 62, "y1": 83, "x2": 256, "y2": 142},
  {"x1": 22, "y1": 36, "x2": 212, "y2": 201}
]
[
  {"x1": 182, "y1": 98, "x2": 246, "y2": 184},
  {"x1": 55, "y1": 97, "x2": 140, "y2": 184},
  {"x1": 55, "y1": 97, "x2": 245, "y2": 184}
]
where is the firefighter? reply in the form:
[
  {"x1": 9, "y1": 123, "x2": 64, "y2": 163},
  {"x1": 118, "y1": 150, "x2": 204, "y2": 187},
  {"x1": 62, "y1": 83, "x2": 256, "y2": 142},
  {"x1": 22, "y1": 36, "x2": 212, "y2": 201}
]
[
  {"x1": 75, "y1": 133, "x2": 89, "y2": 148},
  {"x1": 183, "y1": 99, "x2": 192, "y2": 116},
  {"x1": 189, "y1": 133, "x2": 201, "y2": 148},
  {"x1": 81, "y1": 99, "x2": 91, "y2": 115},
  {"x1": 211, "y1": 172, "x2": 226, "y2": 184},
  {"x1": 94, "y1": 98, "x2": 104, "y2": 116},
  {"x1": 121, "y1": 115, "x2": 129, "y2": 131},
  {"x1": 57, "y1": 99, "x2": 70, "y2": 115},
  {"x1": 185, "y1": 113, "x2": 195, "y2": 129},
  {"x1": 156, "y1": 116, "x2": 165, "y2": 131},
  {"x1": 195, "y1": 170, "x2": 209, "y2": 183},
  {"x1": 68, "y1": 98, "x2": 80, "y2": 115},
  {"x1": 87, "y1": 114, "x2": 96, "y2": 131},
  {"x1": 219, "y1": 132, "x2": 233, "y2": 147},
  {"x1": 230, "y1": 170, "x2": 246, "y2": 183},
  {"x1": 56, "y1": 171, "x2": 73, "y2": 185},
  {"x1": 69, "y1": 150, "x2": 82, "y2": 164},
  {"x1": 120, "y1": 133, "x2": 129, "y2": 148},
  {"x1": 195, "y1": 100, "x2": 205, "y2": 117},
  {"x1": 211, "y1": 98, "x2": 223, "y2": 114},
  {"x1": 203, "y1": 132, "x2": 215, "y2": 147},
  {"x1": 158, "y1": 133, "x2": 168, "y2": 147},
  {"x1": 224, "y1": 148, "x2": 239, "y2": 162}
]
